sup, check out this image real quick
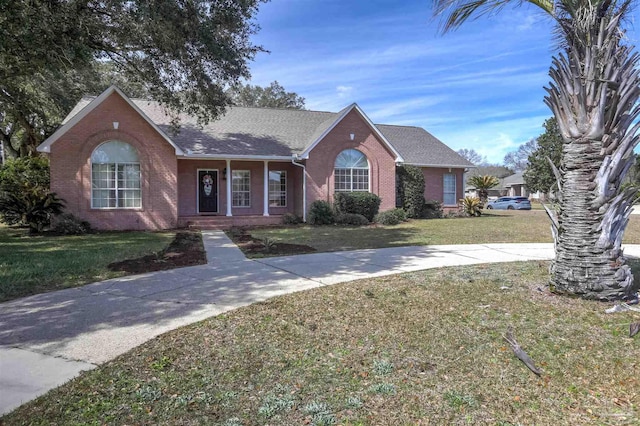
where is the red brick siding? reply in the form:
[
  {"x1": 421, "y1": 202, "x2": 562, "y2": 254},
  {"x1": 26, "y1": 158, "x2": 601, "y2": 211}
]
[
  {"x1": 421, "y1": 167, "x2": 465, "y2": 210},
  {"x1": 49, "y1": 93, "x2": 178, "y2": 230},
  {"x1": 306, "y1": 110, "x2": 397, "y2": 211}
]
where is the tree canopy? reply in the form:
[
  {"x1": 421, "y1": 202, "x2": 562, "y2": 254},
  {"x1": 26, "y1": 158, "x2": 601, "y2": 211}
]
[
  {"x1": 456, "y1": 148, "x2": 486, "y2": 165},
  {"x1": 228, "y1": 81, "x2": 306, "y2": 109},
  {"x1": 1, "y1": 0, "x2": 265, "y2": 157},
  {"x1": 503, "y1": 139, "x2": 537, "y2": 172},
  {"x1": 523, "y1": 118, "x2": 563, "y2": 194}
]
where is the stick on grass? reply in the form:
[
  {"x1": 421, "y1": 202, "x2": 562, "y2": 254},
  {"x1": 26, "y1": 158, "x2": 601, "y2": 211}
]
[{"x1": 503, "y1": 328, "x2": 542, "y2": 377}]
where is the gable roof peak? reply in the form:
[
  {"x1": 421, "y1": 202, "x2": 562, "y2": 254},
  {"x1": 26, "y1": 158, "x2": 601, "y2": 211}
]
[{"x1": 37, "y1": 85, "x2": 184, "y2": 155}]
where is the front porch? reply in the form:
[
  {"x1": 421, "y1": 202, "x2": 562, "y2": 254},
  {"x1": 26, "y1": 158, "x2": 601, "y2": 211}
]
[
  {"x1": 177, "y1": 158, "x2": 303, "y2": 224},
  {"x1": 178, "y1": 214, "x2": 285, "y2": 230}
]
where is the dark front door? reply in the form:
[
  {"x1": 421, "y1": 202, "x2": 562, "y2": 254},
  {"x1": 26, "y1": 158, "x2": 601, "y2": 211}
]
[{"x1": 198, "y1": 170, "x2": 218, "y2": 213}]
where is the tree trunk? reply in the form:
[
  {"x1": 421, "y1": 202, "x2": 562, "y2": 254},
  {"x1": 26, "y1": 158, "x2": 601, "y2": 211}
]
[
  {"x1": 545, "y1": 8, "x2": 640, "y2": 301},
  {"x1": 551, "y1": 139, "x2": 634, "y2": 300}
]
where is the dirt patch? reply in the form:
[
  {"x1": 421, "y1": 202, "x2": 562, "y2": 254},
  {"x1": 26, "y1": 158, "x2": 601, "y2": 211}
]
[
  {"x1": 108, "y1": 230, "x2": 207, "y2": 273},
  {"x1": 227, "y1": 228, "x2": 316, "y2": 257}
]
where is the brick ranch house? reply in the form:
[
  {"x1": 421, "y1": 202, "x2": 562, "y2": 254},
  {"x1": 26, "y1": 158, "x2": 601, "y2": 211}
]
[{"x1": 37, "y1": 86, "x2": 473, "y2": 230}]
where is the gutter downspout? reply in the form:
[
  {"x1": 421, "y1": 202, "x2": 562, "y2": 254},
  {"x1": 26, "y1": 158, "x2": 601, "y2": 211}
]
[{"x1": 291, "y1": 155, "x2": 307, "y2": 222}]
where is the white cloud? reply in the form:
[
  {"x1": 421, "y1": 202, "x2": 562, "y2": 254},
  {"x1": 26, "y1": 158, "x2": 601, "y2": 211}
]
[{"x1": 336, "y1": 85, "x2": 353, "y2": 98}]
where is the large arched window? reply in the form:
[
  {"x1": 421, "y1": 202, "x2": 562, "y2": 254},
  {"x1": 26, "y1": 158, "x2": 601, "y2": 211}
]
[
  {"x1": 91, "y1": 141, "x2": 141, "y2": 208},
  {"x1": 334, "y1": 149, "x2": 369, "y2": 192}
]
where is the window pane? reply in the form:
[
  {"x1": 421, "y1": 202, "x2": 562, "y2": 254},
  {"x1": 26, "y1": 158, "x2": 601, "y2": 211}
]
[
  {"x1": 269, "y1": 171, "x2": 286, "y2": 207},
  {"x1": 91, "y1": 141, "x2": 139, "y2": 163},
  {"x1": 334, "y1": 149, "x2": 369, "y2": 193},
  {"x1": 232, "y1": 170, "x2": 250, "y2": 207},
  {"x1": 443, "y1": 174, "x2": 456, "y2": 205},
  {"x1": 335, "y1": 149, "x2": 367, "y2": 168},
  {"x1": 334, "y1": 169, "x2": 350, "y2": 192},
  {"x1": 91, "y1": 142, "x2": 141, "y2": 209}
]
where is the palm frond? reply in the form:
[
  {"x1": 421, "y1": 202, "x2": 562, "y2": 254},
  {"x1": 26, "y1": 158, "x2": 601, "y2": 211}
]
[{"x1": 433, "y1": 0, "x2": 555, "y2": 32}]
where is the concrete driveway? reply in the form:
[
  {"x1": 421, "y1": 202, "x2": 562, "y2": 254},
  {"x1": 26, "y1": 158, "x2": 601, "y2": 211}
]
[{"x1": 0, "y1": 232, "x2": 629, "y2": 415}]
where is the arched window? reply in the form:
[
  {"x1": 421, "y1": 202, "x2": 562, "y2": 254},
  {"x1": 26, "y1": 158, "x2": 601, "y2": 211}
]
[
  {"x1": 91, "y1": 141, "x2": 141, "y2": 208},
  {"x1": 334, "y1": 149, "x2": 369, "y2": 192}
]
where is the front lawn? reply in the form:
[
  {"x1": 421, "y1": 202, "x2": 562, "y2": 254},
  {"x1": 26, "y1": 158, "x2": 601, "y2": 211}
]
[
  {"x1": 0, "y1": 226, "x2": 177, "y2": 302},
  {"x1": 3, "y1": 262, "x2": 638, "y2": 425},
  {"x1": 234, "y1": 210, "x2": 640, "y2": 256}
]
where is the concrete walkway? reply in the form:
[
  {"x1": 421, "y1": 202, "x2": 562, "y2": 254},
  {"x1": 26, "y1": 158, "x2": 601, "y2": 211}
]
[{"x1": 0, "y1": 233, "x2": 637, "y2": 415}]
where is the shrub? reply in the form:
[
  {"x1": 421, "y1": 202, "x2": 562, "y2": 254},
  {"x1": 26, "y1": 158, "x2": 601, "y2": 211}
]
[
  {"x1": 460, "y1": 196, "x2": 482, "y2": 217},
  {"x1": 0, "y1": 156, "x2": 65, "y2": 233},
  {"x1": 334, "y1": 213, "x2": 369, "y2": 226},
  {"x1": 423, "y1": 199, "x2": 444, "y2": 219},
  {"x1": 282, "y1": 212, "x2": 303, "y2": 225},
  {"x1": 51, "y1": 213, "x2": 92, "y2": 235},
  {"x1": 396, "y1": 165, "x2": 426, "y2": 218},
  {"x1": 333, "y1": 192, "x2": 381, "y2": 222},
  {"x1": 309, "y1": 200, "x2": 334, "y2": 225},
  {"x1": 375, "y1": 209, "x2": 402, "y2": 225},
  {"x1": 0, "y1": 187, "x2": 65, "y2": 233},
  {"x1": 389, "y1": 208, "x2": 408, "y2": 222}
]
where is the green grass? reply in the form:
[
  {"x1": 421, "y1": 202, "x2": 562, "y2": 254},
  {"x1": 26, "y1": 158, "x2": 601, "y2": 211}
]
[
  {"x1": 239, "y1": 210, "x2": 640, "y2": 255},
  {"x1": 0, "y1": 225, "x2": 175, "y2": 302},
  {"x1": 4, "y1": 261, "x2": 638, "y2": 425}
]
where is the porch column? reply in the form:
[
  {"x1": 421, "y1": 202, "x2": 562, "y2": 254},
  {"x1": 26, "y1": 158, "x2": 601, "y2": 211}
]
[
  {"x1": 263, "y1": 160, "x2": 270, "y2": 216},
  {"x1": 226, "y1": 159, "x2": 232, "y2": 216}
]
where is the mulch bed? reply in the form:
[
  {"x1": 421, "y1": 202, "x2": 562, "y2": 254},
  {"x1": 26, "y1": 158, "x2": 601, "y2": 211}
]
[
  {"x1": 229, "y1": 228, "x2": 316, "y2": 257},
  {"x1": 108, "y1": 230, "x2": 207, "y2": 273}
]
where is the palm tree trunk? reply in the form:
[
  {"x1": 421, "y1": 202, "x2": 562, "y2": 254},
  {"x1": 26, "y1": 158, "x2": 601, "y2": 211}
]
[
  {"x1": 551, "y1": 139, "x2": 634, "y2": 300},
  {"x1": 545, "y1": 9, "x2": 640, "y2": 300}
]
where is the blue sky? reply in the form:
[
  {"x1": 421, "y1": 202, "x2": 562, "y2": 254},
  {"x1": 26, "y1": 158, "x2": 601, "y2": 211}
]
[{"x1": 247, "y1": 0, "x2": 640, "y2": 164}]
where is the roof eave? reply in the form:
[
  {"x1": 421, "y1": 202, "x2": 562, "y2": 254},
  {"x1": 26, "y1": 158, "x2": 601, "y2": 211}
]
[
  {"x1": 402, "y1": 162, "x2": 476, "y2": 169},
  {"x1": 179, "y1": 153, "x2": 294, "y2": 161}
]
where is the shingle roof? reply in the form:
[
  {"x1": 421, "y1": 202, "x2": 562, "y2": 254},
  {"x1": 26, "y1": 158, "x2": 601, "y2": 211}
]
[
  {"x1": 502, "y1": 172, "x2": 525, "y2": 186},
  {"x1": 376, "y1": 124, "x2": 473, "y2": 168},
  {"x1": 62, "y1": 96, "x2": 472, "y2": 167}
]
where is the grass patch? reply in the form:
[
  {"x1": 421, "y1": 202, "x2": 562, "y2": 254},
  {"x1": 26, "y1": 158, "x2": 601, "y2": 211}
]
[
  {"x1": 0, "y1": 225, "x2": 176, "y2": 302},
  {"x1": 233, "y1": 210, "x2": 640, "y2": 256},
  {"x1": 4, "y1": 261, "x2": 639, "y2": 425}
]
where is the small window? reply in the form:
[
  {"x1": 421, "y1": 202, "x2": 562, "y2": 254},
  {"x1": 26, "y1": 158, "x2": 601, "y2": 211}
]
[
  {"x1": 334, "y1": 149, "x2": 369, "y2": 192},
  {"x1": 232, "y1": 170, "x2": 251, "y2": 207},
  {"x1": 91, "y1": 141, "x2": 141, "y2": 209},
  {"x1": 443, "y1": 173, "x2": 456, "y2": 205},
  {"x1": 269, "y1": 171, "x2": 287, "y2": 207}
]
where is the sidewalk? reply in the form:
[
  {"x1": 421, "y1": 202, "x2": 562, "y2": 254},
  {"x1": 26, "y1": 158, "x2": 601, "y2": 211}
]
[{"x1": 0, "y1": 233, "x2": 632, "y2": 415}]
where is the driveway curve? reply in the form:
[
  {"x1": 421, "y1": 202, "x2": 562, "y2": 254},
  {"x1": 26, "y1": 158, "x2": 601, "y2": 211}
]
[{"x1": 1, "y1": 231, "x2": 637, "y2": 415}]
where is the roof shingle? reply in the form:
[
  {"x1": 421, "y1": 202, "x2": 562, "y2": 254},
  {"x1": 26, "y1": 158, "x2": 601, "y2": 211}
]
[{"x1": 63, "y1": 96, "x2": 472, "y2": 167}]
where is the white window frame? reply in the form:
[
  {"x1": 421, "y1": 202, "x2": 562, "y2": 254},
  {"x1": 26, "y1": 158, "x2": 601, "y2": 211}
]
[
  {"x1": 443, "y1": 173, "x2": 457, "y2": 206},
  {"x1": 232, "y1": 170, "x2": 251, "y2": 208},
  {"x1": 334, "y1": 149, "x2": 370, "y2": 193},
  {"x1": 91, "y1": 142, "x2": 141, "y2": 209},
  {"x1": 268, "y1": 170, "x2": 287, "y2": 207}
]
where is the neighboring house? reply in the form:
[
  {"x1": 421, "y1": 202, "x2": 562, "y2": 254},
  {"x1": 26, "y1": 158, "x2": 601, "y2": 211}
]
[
  {"x1": 37, "y1": 86, "x2": 472, "y2": 230},
  {"x1": 466, "y1": 171, "x2": 543, "y2": 200},
  {"x1": 501, "y1": 172, "x2": 529, "y2": 197}
]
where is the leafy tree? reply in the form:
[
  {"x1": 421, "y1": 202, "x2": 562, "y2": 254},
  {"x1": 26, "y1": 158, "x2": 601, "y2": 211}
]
[
  {"x1": 433, "y1": 0, "x2": 640, "y2": 300},
  {"x1": 229, "y1": 81, "x2": 305, "y2": 109},
  {"x1": 503, "y1": 139, "x2": 537, "y2": 172},
  {"x1": 523, "y1": 118, "x2": 563, "y2": 194},
  {"x1": 467, "y1": 175, "x2": 499, "y2": 206},
  {"x1": 1, "y1": 0, "x2": 265, "y2": 157},
  {"x1": 457, "y1": 148, "x2": 486, "y2": 165}
]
